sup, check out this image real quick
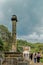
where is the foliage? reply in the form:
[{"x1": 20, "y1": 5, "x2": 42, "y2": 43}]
[
  {"x1": 40, "y1": 58, "x2": 43, "y2": 63},
  {"x1": 0, "y1": 25, "x2": 43, "y2": 53},
  {"x1": 0, "y1": 38, "x2": 4, "y2": 51},
  {"x1": 0, "y1": 25, "x2": 12, "y2": 42},
  {"x1": 0, "y1": 25, "x2": 12, "y2": 51},
  {"x1": 17, "y1": 39, "x2": 43, "y2": 53},
  {"x1": 0, "y1": 25, "x2": 9, "y2": 33}
]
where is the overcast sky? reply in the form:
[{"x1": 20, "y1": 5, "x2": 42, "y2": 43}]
[{"x1": 0, "y1": 0, "x2": 43, "y2": 43}]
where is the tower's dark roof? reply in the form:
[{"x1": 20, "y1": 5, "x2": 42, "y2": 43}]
[{"x1": 11, "y1": 15, "x2": 17, "y2": 21}]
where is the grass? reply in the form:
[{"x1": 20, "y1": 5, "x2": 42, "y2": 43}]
[{"x1": 40, "y1": 58, "x2": 43, "y2": 63}]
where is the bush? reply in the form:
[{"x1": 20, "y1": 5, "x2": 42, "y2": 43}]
[
  {"x1": 40, "y1": 58, "x2": 43, "y2": 63},
  {"x1": 0, "y1": 38, "x2": 4, "y2": 51}
]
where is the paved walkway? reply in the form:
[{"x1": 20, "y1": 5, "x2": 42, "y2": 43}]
[
  {"x1": 30, "y1": 63, "x2": 43, "y2": 65},
  {"x1": 30, "y1": 61, "x2": 43, "y2": 65},
  {"x1": 3, "y1": 62, "x2": 43, "y2": 65},
  {"x1": 2, "y1": 60, "x2": 43, "y2": 65}
]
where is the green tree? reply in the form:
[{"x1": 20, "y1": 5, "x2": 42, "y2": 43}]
[
  {"x1": 0, "y1": 38, "x2": 4, "y2": 51},
  {"x1": 0, "y1": 25, "x2": 12, "y2": 51}
]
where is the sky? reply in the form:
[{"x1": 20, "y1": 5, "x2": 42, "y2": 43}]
[{"x1": 0, "y1": 0, "x2": 43, "y2": 43}]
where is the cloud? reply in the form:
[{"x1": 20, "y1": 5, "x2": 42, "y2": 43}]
[
  {"x1": 0, "y1": 0, "x2": 43, "y2": 42},
  {"x1": 28, "y1": 32, "x2": 38, "y2": 39},
  {"x1": 17, "y1": 32, "x2": 43, "y2": 43}
]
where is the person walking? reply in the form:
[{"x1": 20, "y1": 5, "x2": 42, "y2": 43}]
[
  {"x1": 37, "y1": 52, "x2": 41, "y2": 63},
  {"x1": 30, "y1": 53, "x2": 33, "y2": 61},
  {"x1": 33, "y1": 53, "x2": 37, "y2": 63}
]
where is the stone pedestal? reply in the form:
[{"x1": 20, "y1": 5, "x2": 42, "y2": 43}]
[
  {"x1": 4, "y1": 52, "x2": 23, "y2": 65},
  {"x1": 4, "y1": 51, "x2": 30, "y2": 65},
  {"x1": 4, "y1": 52, "x2": 22, "y2": 57}
]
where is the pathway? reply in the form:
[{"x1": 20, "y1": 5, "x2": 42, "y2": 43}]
[{"x1": 30, "y1": 61, "x2": 43, "y2": 65}]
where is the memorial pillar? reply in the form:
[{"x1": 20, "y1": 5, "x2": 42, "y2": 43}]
[{"x1": 11, "y1": 15, "x2": 17, "y2": 52}]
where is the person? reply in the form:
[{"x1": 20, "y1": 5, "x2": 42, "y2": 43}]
[
  {"x1": 30, "y1": 53, "x2": 33, "y2": 61},
  {"x1": 33, "y1": 53, "x2": 37, "y2": 63},
  {"x1": 37, "y1": 52, "x2": 41, "y2": 63}
]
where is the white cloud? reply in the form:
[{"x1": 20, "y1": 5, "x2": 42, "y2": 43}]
[
  {"x1": 34, "y1": 26, "x2": 43, "y2": 34},
  {"x1": 39, "y1": 34, "x2": 43, "y2": 40},
  {"x1": 17, "y1": 32, "x2": 43, "y2": 43},
  {"x1": 28, "y1": 32, "x2": 38, "y2": 39}
]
